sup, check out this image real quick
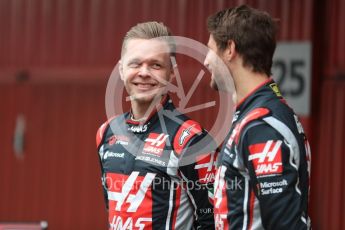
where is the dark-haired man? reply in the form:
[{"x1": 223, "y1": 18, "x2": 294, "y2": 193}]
[{"x1": 204, "y1": 5, "x2": 311, "y2": 230}]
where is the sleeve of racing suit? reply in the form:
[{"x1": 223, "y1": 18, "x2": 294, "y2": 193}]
[
  {"x1": 98, "y1": 154, "x2": 109, "y2": 211},
  {"x1": 96, "y1": 125, "x2": 109, "y2": 211},
  {"x1": 177, "y1": 131, "x2": 217, "y2": 230},
  {"x1": 242, "y1": 123, "x2": 308, "y2": 229}
]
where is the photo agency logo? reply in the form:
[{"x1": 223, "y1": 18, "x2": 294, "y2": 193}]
[{"x1": 105, "y1": 36, "x2": 236, "y2": 166}]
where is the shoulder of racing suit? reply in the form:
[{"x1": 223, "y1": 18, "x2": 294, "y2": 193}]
[{"x1": 96, "y1": 115, "x2": 120, "y2": 150}]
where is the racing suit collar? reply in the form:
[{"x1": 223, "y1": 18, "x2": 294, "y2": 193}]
[
  {"x1": 236, "y1": 78, "x2": 275, "y2": 112},
  {"x1": 236, "y1": 77, "x2": 286, "y2": 111}
]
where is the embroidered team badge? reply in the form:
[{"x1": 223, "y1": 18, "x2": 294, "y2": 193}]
[
  {"x1": 248, "y1": 140, "x2": 283, "y2": 177},
  {"x1": 143, "y1": 133, "x2": 169, "y2": 156}
]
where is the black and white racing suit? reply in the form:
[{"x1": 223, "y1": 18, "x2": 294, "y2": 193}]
[
  {"x1": 214, "y1": 79, "x2": 311, "y2": 230},
  {"x1": 96, "y1": 96, "x2": 217, "y2": 230}
]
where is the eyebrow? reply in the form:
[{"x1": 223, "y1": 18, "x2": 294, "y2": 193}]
[
  {"x1": 127, "y1": 58, "x2": 141, "y2": 64},
  {"x1": 125, "y1": 58, "x2": 169, "y2": 68},
  {"x1": 128, "y1": 57, "x2": 165, "y2": 63}
]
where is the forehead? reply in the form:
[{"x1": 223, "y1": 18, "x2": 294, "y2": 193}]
[
  {"x1": 123, "y1": 38, "x2": 171, "y2": 61},
  {"x1": 207, "y1": 35, "x2": 217, "y2": 49}
]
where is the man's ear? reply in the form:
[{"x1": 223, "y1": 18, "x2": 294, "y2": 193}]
[
  {"x1": 119, "y1": 60, "x2": 124, "y2": 81},
  {"x1": 224, "y1": 40, "x2": 236, "y2": 62}
]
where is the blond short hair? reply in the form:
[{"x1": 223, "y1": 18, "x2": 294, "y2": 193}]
[{"x1": 121, "y1": 21, "x2": 175, "y2": 58}]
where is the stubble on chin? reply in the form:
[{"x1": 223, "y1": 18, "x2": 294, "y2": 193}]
[
  {"x1": 130, "y1": 93, "x2": 154, "y2": 104},
  {"x1": 130, "y1": 89, "x2": 165, "y2": 104}
]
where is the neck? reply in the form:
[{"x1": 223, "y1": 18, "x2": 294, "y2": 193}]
[
  {"x1": 130, "y1": 96, "x2": 163, "y2": 121},
  {"x1": 232, "y1": 66, "x2": 269, "y2": 104}
]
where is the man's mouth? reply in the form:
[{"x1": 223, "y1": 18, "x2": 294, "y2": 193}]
[{"x1": 133, "y1": 82, "x2": 157, "y2": 90}]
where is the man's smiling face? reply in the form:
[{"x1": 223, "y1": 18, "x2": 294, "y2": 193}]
[{"x1": 120, "y1": 38, "x2": 174, "y2": 103}]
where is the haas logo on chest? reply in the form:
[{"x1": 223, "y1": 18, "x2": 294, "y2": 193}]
[{"x1": 143, "y1": 133, "x2": 169, "y2": 156}]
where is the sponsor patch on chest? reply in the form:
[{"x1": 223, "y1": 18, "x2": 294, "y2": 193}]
[
  {"x1": 143, "y1": 133, "x2": 169, "y2": 156},
  {"x1": 108, "y1": 135, "x2": 129, "y2": 146}
]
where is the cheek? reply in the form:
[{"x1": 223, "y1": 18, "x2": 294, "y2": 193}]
[
  {"x1": 122, "y1": 70, "x2": 135, "y2": 82},
  {"x1": 152, "y1": 70, "x2": 171, "y2": 81},
  {"x1": 164, "y1": 72, "x2": 173, "y2": 83}
]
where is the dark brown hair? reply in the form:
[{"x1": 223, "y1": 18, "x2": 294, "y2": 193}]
[{"x1": 207, "y1": 5, "x2": 277, "y2": 75}]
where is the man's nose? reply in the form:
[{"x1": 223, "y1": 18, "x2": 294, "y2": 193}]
[
  {"x1": 204, "y1": 55, "x2": 210, "y2": 68},
  {"x1": 138, "y1": 65, "x2": 151, "y2": 77}
]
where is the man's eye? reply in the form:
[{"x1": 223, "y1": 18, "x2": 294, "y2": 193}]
[
  {"x1": 152, "y1": 63, "x2": 162, "y2": 69},
  {"x1": 128, "y1": 63, "x2": 139, "y2": 68}
]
